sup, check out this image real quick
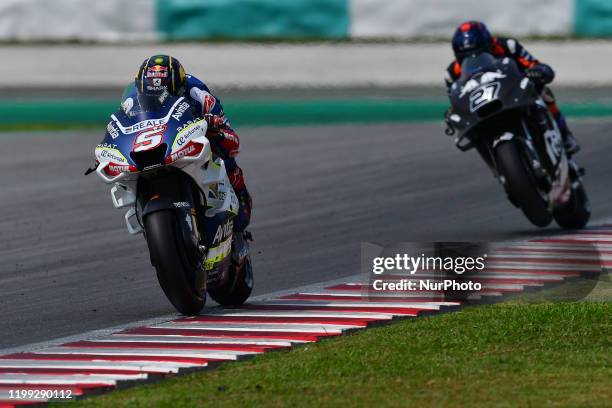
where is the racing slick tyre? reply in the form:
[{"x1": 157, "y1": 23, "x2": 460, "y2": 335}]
[
  {"x1": 208, "y1": 254, "x2": 253, "y2": 306},
  {"x1": 144, "y1": 210, "x2": 205, "y2": 315},
  {"x1": 553, "y1": 181, "x2": 591, "y2": 229},
  {"x1": 495, "y1": 140, "x2": 553, "y2": 227}
]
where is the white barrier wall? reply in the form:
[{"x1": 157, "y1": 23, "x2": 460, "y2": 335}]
[
  {"x1": 350, "y1": 0, "x2": 573, "y2": 38},
  {"x1": 0, "y1": 0, "x2": 581, "y2": 41},
  {"x1": 0, "y1": 0, "x2": 155, "y2": 41}
]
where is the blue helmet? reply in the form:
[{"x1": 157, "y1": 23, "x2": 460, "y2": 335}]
[
  {"x1": 135, "y1": 55, "x2": 186, "y2": 97},
  {"x1": 452, "y1": 21, "x2": 492, "y2": 60},
  {"x1": 134, "y1": 55, "x2": 187, "y2": 111}
]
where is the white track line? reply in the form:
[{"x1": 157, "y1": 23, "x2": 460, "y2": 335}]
[
  {"x1": 486, "y1": 262, "x2": 599, "y2": 270},
  {"x1": 248, "y1": 300, "x2": 457, "y2": 309},
  {"x1": 488, "y1": 253, "x2": 609, "y2": 260},
  {"x1": 187, "y1": 310, "x2": 395, "y2": 319},
  {"x1": 101, "y1": 335, "x2": 294, "y2": 347},
  {"x1": 0, "y1": 359, "x2": 188, "y2": 373},
  {"x1": 0, "y1": 374, "x2": 119, "y2": 385},
  {"x1": 36, "y1": 347, "x2": 256, "y2": 360},
  {"x1": 154, "y1": 322, "x2": 354, "y2": 333}
]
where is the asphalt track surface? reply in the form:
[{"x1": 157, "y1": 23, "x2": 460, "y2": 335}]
[{"x1": 1, "y1": 120, "x2": 611, "y2": 349}]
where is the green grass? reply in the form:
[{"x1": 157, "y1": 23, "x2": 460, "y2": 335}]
[
  {"x1": 59, "y1": 301, "x2": 612, "y2": 408},
  {"x1": 507, "y1": 273, "x2": 612, "y2": 304}
]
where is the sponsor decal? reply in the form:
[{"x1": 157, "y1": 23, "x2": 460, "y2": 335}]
[
  {"x1": 97, "y1": 142, "x2": 118, "y2": 149},
  {"x1": 98, "y1": 149, "x2": 127, "y2": 164},
  {"x1": 143, "y1": 163, "x2": 162, "y2": 171},
  {"x1": 109, "y1": 164, "x2": 129, "y2": 172},
  {"x1": 172, "y1": 102, "x2": 191, "y2": 121},
  {"x1": 126, "y1": 119, "x2": 167, "y2": 134},
  {"x1": 173, "y1": 201, "x2": 191, "y2": 208},
  {"x1": 169, "y1": 143, "x2": 197, "y2": 162},
  {"x1": 133, "y1": 125, "x2": 166, "y2": 153},
  {"x1": 105, "y1": 163, "x2": 131, "y2": 176},
  {"x1": 146, "y1": 65, "x2": 168, "y2": 78},
  {"x1": 172, "y1": 122, "x2": 201, "y2": 151},
  {"x1": 213, "y1": 219, "x2": 233, "y2": 244},
  {"x1": 177, "y1": 119, "x2": 197, "y2": 132},
  {"x1": 107, "y1": 122, "x2": 120, "y2": 139},
  {"x1": 146, "y1": 84, "x2": 165, "y2": 92},
  {"x1": 158, "y1": 89, "x2": 170, "y2": 104},
  {"x1": 121, "y1": 97, "x2": 134, "y2": 114},
  {"x1": 112, "y1": 98, "x2": 185, "y2": 134}
]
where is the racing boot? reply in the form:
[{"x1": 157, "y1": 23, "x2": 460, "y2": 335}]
[
  {"x1": 224, "y1": 158, "x2": 252, "y2": 233},
  {"x1": 556, "y1": 113, "x2": 580, "y2": 156},
  {"x1": 231, "y1": 188, "x2": 253, "y2": 264},
  {"x1": 224, "y1": 157, "x2": 252, "y2": 262},
  {"x1": 233, "y1": 186, "x2": 252, "y2": 233},
  {"x1": 543, "y1": 88, "x2": 580, "y2": 156}
]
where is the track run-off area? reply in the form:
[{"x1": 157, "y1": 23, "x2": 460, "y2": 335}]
[
  {"x1": 1, "y1": 119, "x2": 612, "y2": 404},
  {"x1": 0, "y1": 230, "x2": 610, "y2": 405}
]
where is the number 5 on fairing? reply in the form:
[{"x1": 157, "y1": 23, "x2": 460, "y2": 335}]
[{"x1": 133, "y1": 125, "x2": 165, "y2": 152}]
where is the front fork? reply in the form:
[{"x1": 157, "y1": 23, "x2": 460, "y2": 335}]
[
  {"x1": 137, "y1": 171, "x2": 208, "y2": 294},
  {"x1": 489, "y1": 121, "x2": 552, "y2": 191}
]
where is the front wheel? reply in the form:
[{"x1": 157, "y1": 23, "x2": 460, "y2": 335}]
[
  {"x1": 553, "y1": 181, "x2": 590, "y2": 229},
  {"x1": 495, "y1": 140, "x2": 552, "y2": 227},
  {"x1": 144, "y1": 210, "x2": 205, "y2": 315}
]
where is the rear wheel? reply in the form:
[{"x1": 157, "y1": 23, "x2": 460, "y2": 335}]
[
  {"x1": 495, "y1": 140, "x2": 552, "y2": 227},
  {"x1": 208, "y1": 252, "x2": 253, "y2": 306},
  {"x1": 144, "y1": 210, "x2": 205, "y2": 315},
  {"x1": 553, "y1": 181, "x2": 590, "y2": 229}
]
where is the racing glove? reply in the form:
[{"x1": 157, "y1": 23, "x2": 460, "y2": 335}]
[
  {"x1": 204, "y1": 114, "x2": 224, "y2": 130},
  {"x1": 525, "y1": 64, "x2": 555, "y2": 86}
]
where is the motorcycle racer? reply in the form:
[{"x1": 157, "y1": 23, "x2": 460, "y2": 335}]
[
  {"x1": 122, "y1": 55, "x2": 252, "y2": 236},
  {"x1": 444, "y1": 21, "x2": 580, "y2": 155}
]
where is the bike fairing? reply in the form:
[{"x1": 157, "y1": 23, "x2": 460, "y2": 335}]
[
  {"x1": 97, "y1": 97, "x2": 197, "y2": 173},
  {"x1": 121, "y1": 74, "x2": 239, "y2": 158},
  {"x1": 93, "y1": 90, "x2": 250, "y2": 313}
]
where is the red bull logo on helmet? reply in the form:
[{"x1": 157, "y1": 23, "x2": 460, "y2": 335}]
[{"x1": 146, "y1": 65, "x2": 168, "y2": 78}]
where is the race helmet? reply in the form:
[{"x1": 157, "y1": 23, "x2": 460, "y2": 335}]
[
  {"x1": 452, "y1": 21, "x2": 492, "y2": 60},
  {"x1": 134, "y1": 55, "x2": 187, "y2": 110}
]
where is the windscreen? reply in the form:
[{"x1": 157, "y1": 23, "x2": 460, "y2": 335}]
[
  {"x1": 459, "y1": 53, "x2": 498, "y2": 82},
  {"x1": 136, "y1": 88, "x2": 174, "y2": 113}
]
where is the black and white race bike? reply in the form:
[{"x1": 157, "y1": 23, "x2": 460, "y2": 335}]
[{"x1": 445, "y1": 52, "x2": 590, "y2": 229}]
